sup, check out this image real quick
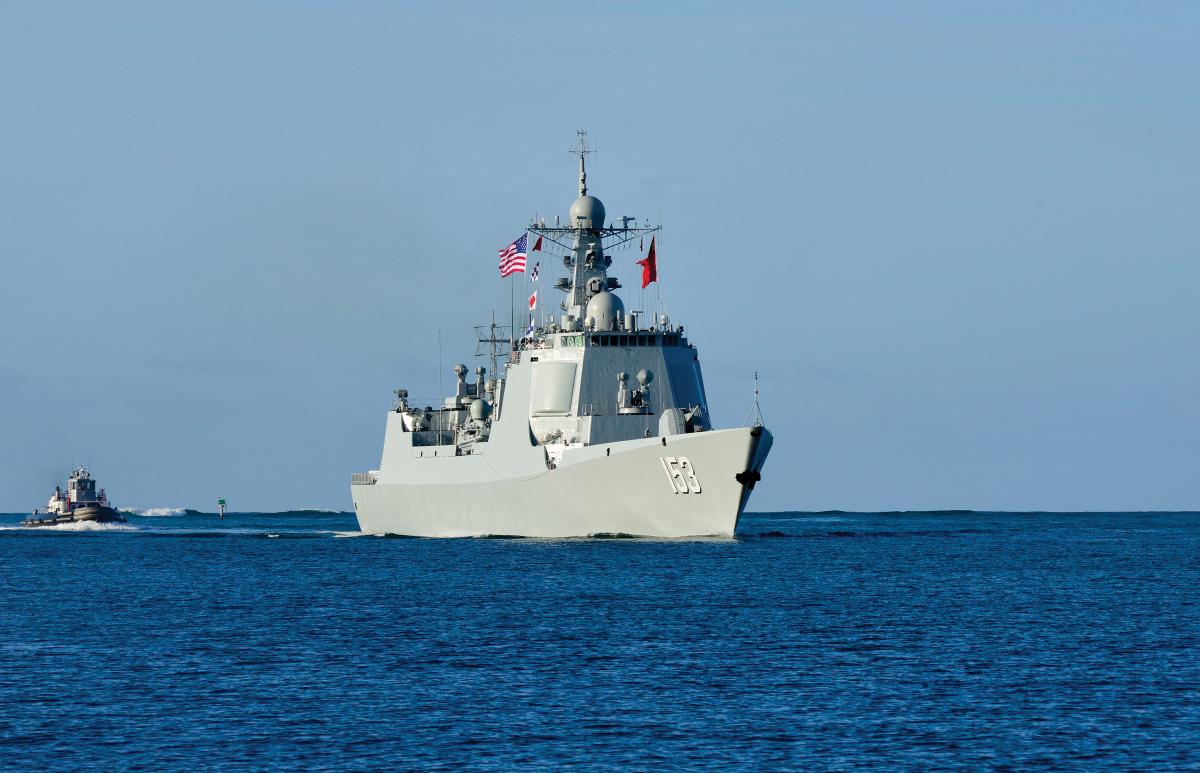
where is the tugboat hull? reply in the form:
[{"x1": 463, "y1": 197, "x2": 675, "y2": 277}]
[
  {"x1": 22, "y1": 506, "x2": 126, "y2": 527},
  {"x1": 72, "y1": 506, "x2": 126, "y2": 523}
]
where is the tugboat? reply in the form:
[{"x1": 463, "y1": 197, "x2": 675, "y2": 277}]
[{"x1": 22, "y1": 467, "x2": 126, "y2": 527}]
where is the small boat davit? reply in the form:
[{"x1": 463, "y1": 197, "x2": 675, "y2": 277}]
[{"x1": 22, "y1": 467, "x2": 126, "y2": 527}]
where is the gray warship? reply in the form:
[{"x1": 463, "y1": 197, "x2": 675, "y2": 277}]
[
  {"x1": 22, "y1": 466, "x2": 126, "y2": 527},
  {"x1": 351, "y1": 133, "x2": 772, "y2": 537}
]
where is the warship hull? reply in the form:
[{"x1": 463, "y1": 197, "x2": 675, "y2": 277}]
[{"x1": 352, "y1": 426, "x2": 771, "y2": 538}]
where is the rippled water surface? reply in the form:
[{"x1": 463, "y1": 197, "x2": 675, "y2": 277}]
[{"x1": 2, "y1": 510, "x2": 1199, "y2": 770}]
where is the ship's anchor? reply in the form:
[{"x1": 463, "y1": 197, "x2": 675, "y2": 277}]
[{"x1": 735, "y1": 470, "x2": 762, "y2": 489}]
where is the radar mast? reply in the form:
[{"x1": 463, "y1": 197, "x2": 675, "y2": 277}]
[
  {"x1": 525, "y1": 130, "x2": 661, "y2": 328},
  {"x1": 572, "y1": 128, "x2": 593, "y2": 196}
]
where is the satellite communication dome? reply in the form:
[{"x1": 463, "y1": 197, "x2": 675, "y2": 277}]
[
  {"x1": 585, "y1": 291, "x2": 624, "y2": 332},
  {"x1": 636, "y1": 368, "x2": 653, "y2": 387},
  {"x1": 570, "y1": 195, "x2": 606, "y2": 230}
]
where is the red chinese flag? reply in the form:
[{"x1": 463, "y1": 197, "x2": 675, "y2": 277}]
[
  {"x1": 532, "y1": 235, "x2": 543, "y2": 252},
  {"x1": 637, "y1": 236, "x2": 657, "y2": 288}
]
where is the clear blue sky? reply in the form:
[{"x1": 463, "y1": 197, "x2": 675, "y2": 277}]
[{"x1": 1, "y1": 1, "x2": 1196, "y2": 512}]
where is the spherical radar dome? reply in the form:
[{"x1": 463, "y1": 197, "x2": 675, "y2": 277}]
[
  {"x1": 570, "y1": 195, "x2": 606, "y2": 229},
  {"x1": 469, "y1": 398, "x2": 492, "y2": 421},
  {"x1": 585, "y1": 290, "x2": 624, "y2": 331}
]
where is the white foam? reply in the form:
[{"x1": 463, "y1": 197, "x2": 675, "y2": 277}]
[
  {"x1": 34, "y1": 521, "x2": 138, "y2": 532},
  {"x1": 124, "y1": 507, "x2": 186, "y2": 517}
]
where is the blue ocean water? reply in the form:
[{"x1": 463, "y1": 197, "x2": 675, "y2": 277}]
[{"x1": 1, "y1": 510, "x2": 1198, "y2": 771}]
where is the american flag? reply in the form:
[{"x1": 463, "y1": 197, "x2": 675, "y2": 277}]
[{"x1": 498, "y1": 233, "x2": 528, "y2": 277}]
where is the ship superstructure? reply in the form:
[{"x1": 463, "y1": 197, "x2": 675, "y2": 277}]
[
  {"x1": 23, "y1": 466, "x2": 126, "y2": 527},
  {"x1": 350, "y1": 134, "x2": 771, "y2": 537}
]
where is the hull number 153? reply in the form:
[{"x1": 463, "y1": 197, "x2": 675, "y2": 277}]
[{"x1": 660, "y1": 456, "x2": 702, "y2": 494}]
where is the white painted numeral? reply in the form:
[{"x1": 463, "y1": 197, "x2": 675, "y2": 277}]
[
  {"x1": 660, "y1": 456, "x2": 701, "y2": 494},
  {"x1": 679, "y1": 457, "x2": 701, "y2": 494}
]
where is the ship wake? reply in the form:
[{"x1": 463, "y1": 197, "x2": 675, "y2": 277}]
[{"x1": 32, "y1": 521, "x2": 139, "y2": 532}]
